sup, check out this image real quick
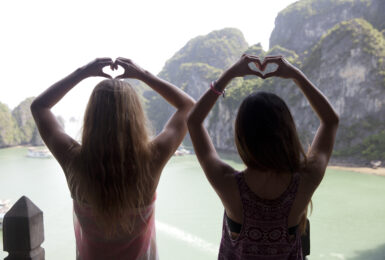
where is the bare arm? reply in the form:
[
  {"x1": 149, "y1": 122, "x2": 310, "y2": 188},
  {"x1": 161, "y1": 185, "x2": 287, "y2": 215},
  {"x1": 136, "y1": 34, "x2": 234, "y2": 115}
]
[
  {"x1": 263, "y1": 56, "x2": 339, "y2": 185},
  {"x1": 31, "y1": 58, "x2": 113, "y2": 167},
  {"x1": 115, "y1": 58, "x2": 195, "y2": 167},
  {"x1": 188, "y1": 55, "x2": 263, "y2": 193}
]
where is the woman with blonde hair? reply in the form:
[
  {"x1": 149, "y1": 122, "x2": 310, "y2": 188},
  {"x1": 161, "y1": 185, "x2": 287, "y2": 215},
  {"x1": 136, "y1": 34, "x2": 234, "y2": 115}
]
[
  {"x1": 31, "y1": 57, "x2": 195, "y2": 260},
  {"x1": 188, "y1": 55, "x2": 339, "y2": 259}
]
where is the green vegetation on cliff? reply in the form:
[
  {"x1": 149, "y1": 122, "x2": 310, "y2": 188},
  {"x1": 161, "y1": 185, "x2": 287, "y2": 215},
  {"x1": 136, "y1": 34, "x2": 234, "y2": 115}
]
[
  {"x1": 305, "y1": 18, "x2": 385, "y2": 85},
  {"x1": 12, "y1": 97, "x2": 36, "y2": 145},
  {"x1": 0, "y1": 102, "x2": 20, "y2": 147},
  {"x1": 0, "y1": 97, "x2": 46, "y2": 148},
  {"x1": 146, "y1": 28, "x2": 249, "y2": 133},
  {"x1": 159, "y1": 28, "x2": 248, "y2": 81},
  {"x1": 271, "y1": 0, "x2": 384, "y2": 54},
  {"x1": 281, "y1": 0, "x2": 371, "y2": 18}
]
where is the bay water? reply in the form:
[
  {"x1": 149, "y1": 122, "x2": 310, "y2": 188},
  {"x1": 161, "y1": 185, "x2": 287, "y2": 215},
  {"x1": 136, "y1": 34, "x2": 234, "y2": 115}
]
[{"x1": 1, "y1": 147, "x2": 385, "y2": 259}]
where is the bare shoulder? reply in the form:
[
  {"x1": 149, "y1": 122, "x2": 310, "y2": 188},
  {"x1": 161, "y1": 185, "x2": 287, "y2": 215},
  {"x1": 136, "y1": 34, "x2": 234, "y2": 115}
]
[
  {"x1": 213, "y1": 165, "x2": 240, "y2": 199},
  {"x1": 300, "y1": 155, "x2": 329, "y2": 191},
  {"x1": 59, "y1": 142, "x2": 81, "y2": 177},
  {"x1": 149, "y1": 139, "x2": 173, "y2": 171}
]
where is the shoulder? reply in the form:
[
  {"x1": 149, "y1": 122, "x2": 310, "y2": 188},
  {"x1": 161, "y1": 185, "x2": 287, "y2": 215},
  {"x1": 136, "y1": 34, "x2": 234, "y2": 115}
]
[
  {"x1": 213, "y1": 167, "x2": 242, "y2": 203},
  {"x1": 297, "y1": 158, "x2": 327, "y2": 197},
  {"x1": 60, "y1": 143, "x2": 81, "y2": 178}
]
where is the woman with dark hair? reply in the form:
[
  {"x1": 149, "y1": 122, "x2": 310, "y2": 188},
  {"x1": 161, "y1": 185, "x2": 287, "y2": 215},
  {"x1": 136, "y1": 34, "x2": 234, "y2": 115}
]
[
  {"x1": 188, "y1": 55, "x2": 339, "y2": 259},
  {"x1": 31, "y1": 57, "x2": 195, "y2": 260}
]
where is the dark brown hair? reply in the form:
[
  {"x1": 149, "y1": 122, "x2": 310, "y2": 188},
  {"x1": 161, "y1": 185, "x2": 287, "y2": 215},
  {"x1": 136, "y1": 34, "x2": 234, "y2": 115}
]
[
  {"x1": 235, "y1": 91, "x2": 309, "y2": 232},
  {"x1": 235, "y1": 91, "x2": 306, "y2": 172}
]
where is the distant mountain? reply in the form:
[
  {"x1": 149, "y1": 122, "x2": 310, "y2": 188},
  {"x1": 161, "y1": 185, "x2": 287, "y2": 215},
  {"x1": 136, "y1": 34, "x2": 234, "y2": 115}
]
[
  {"x1": 143, "y1": 0, "x2": 385, "y2": 164},
  {"x1": 145, "y1": 28, "x2": 248, "y2": 133},
  {"x1": 3, "y1": 0, "x2": 384, "y2": 164},
  {"x1": 269, "y1": 0, "x2": 385, "y2": 54},
  {"x1": 0, "y1": 102, "x2": 20, "y2": 147},
  {"x1": 0, "y1": 98, "x2": 65, "y2": 148}
]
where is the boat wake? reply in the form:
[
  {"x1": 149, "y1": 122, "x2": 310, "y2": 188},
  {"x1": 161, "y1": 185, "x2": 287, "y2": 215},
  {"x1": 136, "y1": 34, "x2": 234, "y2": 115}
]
[{"x1": 156, "y1": 220, "x2": 218, "y2": 254}]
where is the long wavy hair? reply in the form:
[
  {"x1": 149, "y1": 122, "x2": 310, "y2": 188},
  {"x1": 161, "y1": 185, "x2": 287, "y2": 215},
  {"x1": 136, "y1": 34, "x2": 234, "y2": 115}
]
[
  {"x1": 68, "y1": 79, "x2": 153, "y2": 236},
  {"x1": 234, "y1": 91, "x2": 310, "y2": 234}
]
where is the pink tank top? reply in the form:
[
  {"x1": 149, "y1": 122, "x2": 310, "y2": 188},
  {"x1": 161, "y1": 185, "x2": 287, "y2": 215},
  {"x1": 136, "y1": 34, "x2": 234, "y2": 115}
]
[
  {"x1": 73, "y1": 197, "x2": 158, "y2": 260},
  {"x1": 218, "y1": 172, "x2": 303, "y2": 260}
]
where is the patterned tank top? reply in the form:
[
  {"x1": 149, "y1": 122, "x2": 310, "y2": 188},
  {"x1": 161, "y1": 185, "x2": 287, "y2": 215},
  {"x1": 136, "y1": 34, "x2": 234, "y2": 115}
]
[{"x1": 218, "y1": 171, "x2": 303, "y2": 260}]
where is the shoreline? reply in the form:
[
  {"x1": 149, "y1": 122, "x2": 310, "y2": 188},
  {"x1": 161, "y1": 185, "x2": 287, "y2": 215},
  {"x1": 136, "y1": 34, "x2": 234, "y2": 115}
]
[
  {"x1": 328, "y1": 165, "x2": 385, "y2": 177},
  {"x1": 1, "y1": 146, "x2": 384, "y2": 177}
]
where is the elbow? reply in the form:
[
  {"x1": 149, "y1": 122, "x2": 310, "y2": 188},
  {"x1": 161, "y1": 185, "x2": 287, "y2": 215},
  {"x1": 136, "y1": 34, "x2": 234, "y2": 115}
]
[
  {"x1": 185, "y1": 96, "x2": 196, "y2": 110},
  {"x1": 30, "y1": 99, "x2": 39, "y2": 115},
  {"x1": 331, "y1": 111, "x2": 340, "y2": 127},
  {"x1": 30, "y1": 97, "x2": 46, "y2": 117},
  {"x1": 181, "y1": 96, "x2": 196, "y2": 117},
  {"x1": 325, "y1": 111, "x2": 339, "y2": 128}
]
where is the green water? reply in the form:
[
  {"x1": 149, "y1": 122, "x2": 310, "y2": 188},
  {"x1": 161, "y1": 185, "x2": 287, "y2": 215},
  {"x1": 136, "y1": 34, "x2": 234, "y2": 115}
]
[{"x1": 1, "y1": 147, "x2": 385, "y2": 259}]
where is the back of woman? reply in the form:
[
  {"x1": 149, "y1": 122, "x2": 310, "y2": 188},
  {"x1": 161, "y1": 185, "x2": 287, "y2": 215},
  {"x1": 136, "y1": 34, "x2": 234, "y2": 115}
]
[
  {"x1": 31, "y1": 57, "x2": 195, "y2": 260},
  {"x1": 188, "y1": 55, "x2": 339, "y2": 259},
  {"x1": 218, "y1": 171, "x2": 302, "y2": 259}
]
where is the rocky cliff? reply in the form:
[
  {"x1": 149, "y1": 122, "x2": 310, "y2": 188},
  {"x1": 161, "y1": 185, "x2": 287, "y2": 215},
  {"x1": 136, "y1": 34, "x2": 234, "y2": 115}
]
[
  {"x1": 144, "y1": 0, "x2": 385, "y2": 163},
  {"x1": 0, "y1": 102, "x2": 20, "y2": 147},
  {"x1": 269, "y1": 0, "x2": 385, "y2": 55},
  {"x1": 0, "y1": 98, "x2": 52, "y2": 148},
  {"x1": 145, "y1": 28, "x2": 248, "y2": 133}
]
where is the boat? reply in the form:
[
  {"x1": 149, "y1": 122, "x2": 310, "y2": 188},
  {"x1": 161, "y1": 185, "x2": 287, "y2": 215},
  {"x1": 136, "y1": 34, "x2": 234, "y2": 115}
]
[
  {"x1": 0, "y1": 199, "x2": 11, "y2": 229},
  {"x1": 27, "y1": 147, "x2": 52, "y2": 158},
  {"x1": 174, "y1": 146, "x2": 191, "y2": 156}
]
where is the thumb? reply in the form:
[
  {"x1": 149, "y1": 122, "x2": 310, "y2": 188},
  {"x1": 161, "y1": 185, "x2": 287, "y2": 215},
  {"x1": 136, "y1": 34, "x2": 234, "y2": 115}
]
[
  {"x1": 253, "y1": 71, "x2": 264, "y2": 78},
  {"x1": 99, "y1": 72, "x2": 112, "y2": 79},
  {"x1": 262, "y1": 72, "x2": 276, "y2": 79},
  {"x1": 115, "y1": 74, "x2": 125, "y2": 79}
]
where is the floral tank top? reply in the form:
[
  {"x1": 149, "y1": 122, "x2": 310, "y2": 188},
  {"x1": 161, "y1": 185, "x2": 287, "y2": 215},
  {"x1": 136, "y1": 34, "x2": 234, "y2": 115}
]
[{"x1": 218, "y1": 171, "x2": 303, "y2": 260}]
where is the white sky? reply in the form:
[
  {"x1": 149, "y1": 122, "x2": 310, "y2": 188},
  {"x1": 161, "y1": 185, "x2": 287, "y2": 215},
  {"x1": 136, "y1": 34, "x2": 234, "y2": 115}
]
[{"x1": 0, "y1": 0, "x2": 298, "y2": 119}]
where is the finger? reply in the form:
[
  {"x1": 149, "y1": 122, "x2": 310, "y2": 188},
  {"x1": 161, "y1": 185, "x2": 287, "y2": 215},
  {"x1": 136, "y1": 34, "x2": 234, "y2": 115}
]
[
  {"x1": 99, "y1": 72, "x2": 112, "y2": 79},
  {"x1": 251, "y1": 70, "x2": 264, "y2": 78},
  {"x1": 112, "y1": 61, "x2": 119, "y2": 70},
  {"x1": 261, "y1": 58, "x2": 281, "y2": 70},
  {"x1": 98, "y1": 61, "x2": 114, "y2": 69},
  {"x1": 97, "y1": 57, "x2": 114, "y2": 64},
  {"x1": 116, "y1": 57, "x2": 132, "y2": 64},
  {"x1": 247, "y1": 56, "x2": 263, "y2": 68},
  {"x1": 100, "y1": 62, "x2": 114, "y2": 68},
  {"x1": 262, "y1": 71, "x2": 277, "y2": 79},
  {"x1": 262, "y1": 56, "x2": 283, "y2": 65},
  {"x1": 115, "y1": 59, "x2": 127, "y2": 67},
  {"x1": 264, "y1": 55, "x2": 283, "y2": 59}
]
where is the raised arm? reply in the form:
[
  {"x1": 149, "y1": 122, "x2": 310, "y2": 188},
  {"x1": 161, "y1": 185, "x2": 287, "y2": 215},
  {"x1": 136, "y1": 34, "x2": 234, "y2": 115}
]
[
  {"x1": 263, "y1": 56, "x2": 339, "y2": 185},
  {"x1": 31, "y1": 58, "x2": 113, "y2": 166},
  {"x1": 114, "y1": 58, "x2": 195, "y2": 166},
  {"x1": 187, "y1": 55, "x2": 263, "y2": 191}
]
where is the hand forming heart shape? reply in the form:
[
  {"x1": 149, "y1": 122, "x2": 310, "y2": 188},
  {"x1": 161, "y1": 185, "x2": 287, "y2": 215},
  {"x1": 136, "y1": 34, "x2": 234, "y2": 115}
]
[
  {"x1": 102, "y1": 64, "x2": 125, "y2": 79},
  {"x1": 248, "y1": 59, "x2": 279, "y2": 78}
]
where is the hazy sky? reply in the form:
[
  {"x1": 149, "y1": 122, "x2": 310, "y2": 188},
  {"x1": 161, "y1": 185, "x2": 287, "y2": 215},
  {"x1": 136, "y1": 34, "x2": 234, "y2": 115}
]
[{"x1": 0, "y1": 0, "x2": 298, "y2": 118}]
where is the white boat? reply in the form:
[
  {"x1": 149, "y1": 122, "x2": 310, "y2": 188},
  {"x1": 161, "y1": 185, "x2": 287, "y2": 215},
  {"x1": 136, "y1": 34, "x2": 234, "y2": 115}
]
[
  {"x1": 174, "y1": 146, "x2": 191, "y2": 156},
  {"x1": 0, "y1": 199, "x2": 11, "y2": 229},
  {"x1": 27, "y1": 147, "x2": 52, "y2": 158}
]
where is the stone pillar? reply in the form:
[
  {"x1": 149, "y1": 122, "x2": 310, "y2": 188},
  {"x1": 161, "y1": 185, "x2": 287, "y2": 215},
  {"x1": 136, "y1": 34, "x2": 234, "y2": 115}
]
[{"x1": 2, "y1": 196, "x2": 44, "y2": 260}]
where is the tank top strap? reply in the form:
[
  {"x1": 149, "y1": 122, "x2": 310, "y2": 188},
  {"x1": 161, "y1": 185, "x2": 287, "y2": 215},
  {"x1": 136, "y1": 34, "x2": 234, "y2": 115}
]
[
  {"x1": 234, "y1": 171, "x2": 250, "y2": 200},
  {"x1": 287, "y1": 172, "x2": 301, "y2": 197},
  {"x1": 234, "y1": 171, "x2": 301, "y2": 216}
]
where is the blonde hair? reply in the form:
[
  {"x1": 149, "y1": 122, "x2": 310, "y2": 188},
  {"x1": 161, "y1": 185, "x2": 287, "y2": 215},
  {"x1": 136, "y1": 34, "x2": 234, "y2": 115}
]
[{"x1": 68, "y1": 79, "x2": 153, "y2": 236}]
